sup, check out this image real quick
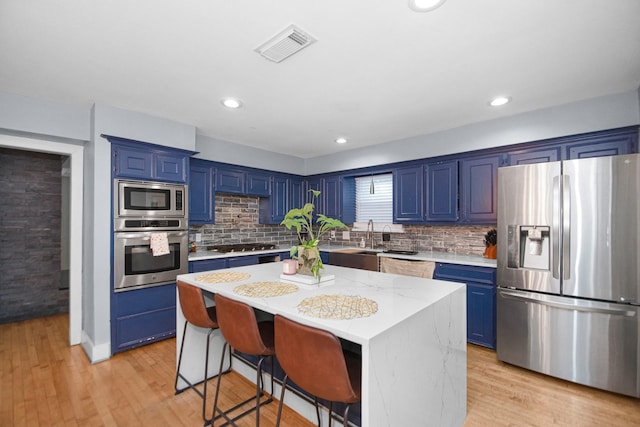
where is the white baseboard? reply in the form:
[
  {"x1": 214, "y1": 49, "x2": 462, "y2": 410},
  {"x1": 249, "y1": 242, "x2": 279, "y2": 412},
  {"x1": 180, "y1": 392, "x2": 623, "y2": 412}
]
[{"x1": 81, "y1": 330, "x2": 111, "y2": 364}]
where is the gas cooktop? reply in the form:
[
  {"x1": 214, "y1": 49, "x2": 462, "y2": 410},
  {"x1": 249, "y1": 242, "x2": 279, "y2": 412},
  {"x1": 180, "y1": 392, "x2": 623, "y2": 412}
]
[{"x1": 206, "y1": 243, "x2": 277, "y2": 253}]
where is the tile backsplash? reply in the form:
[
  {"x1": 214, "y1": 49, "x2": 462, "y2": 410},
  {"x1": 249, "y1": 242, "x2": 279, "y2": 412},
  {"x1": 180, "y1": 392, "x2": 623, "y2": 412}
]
[{"x1": 190, "y1": 194, "x2": 495, "y2": 257}]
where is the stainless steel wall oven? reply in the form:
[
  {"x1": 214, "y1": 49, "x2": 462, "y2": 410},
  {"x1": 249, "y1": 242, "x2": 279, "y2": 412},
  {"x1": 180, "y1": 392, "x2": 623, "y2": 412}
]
[{"x1": 113, "y1": 179, "x2": 189, "y2": 292}]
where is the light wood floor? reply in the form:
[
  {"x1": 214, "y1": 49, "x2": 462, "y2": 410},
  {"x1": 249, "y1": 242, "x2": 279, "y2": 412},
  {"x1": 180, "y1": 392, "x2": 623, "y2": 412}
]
[{"x1": 2, "y1": 314, "x2": 638, "y2": 426}]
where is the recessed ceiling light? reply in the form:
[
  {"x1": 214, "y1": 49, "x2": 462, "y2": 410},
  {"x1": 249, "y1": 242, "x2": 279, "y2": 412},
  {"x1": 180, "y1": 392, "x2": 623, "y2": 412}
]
[
  {"x1": 221, "y1": 98, "x2": 242, "y2": 109},
  {"x1": 489, "y1": 96, "x2": 511, "y2": 107},
  {"x1": 408, "y1": 0, "x2": 447, "y2": 12},
  {"x1": 335, "y1": 137, "x2": 348, "y2": 144}
]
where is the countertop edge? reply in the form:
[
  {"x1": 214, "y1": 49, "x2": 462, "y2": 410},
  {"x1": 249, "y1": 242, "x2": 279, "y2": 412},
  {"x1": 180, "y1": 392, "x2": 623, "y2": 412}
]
[{"x1": 189, "y1": 245, "x2": 497, "y2": 268}]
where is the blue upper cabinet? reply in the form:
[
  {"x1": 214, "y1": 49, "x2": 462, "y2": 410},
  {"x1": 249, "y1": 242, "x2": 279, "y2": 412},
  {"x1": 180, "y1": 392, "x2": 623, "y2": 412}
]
[
  {"x1": 460, "y1": 154, "x2": 501, "y2": 224},
  {"x1": 507, "y1": 146, "x2": 561, "y2": 165},
  {"x1": 189, "y1": 159, "x2": 215, "y2": 224},
  {"x1": 565, "y1": 129, "x2": 637, "y2": 159},
  {"x1": 155, "y1": 153, "x2": 187, "y2": 182},
  {"x1": 505, "y1": 127, "x2": 638, "y2": 165},
  {"x1": 246, "y1": 171, "x2": 271, "y2": 196},
  {"x1": 425, "y1": 160, "x2": 458, "y2": 222},
  {"x1": 306, "y1": 177, "x2": 324, "y2": 214},
  {"x1": 107, "y1": 135, "x2": 191, "y2": 183},
  {"x1": 289, "y1": 177, "x2": 304, "y2": 210},
  {"x1": 114, "y1": 145, "x2": 153, "y2": 179},
  {"x1": 269, "y1": 176, "x2": 288, "y2": 223},
  {"x1": 216, "y1": 167, "x2": 245, "y2": 194},
  {"x1": 393, "y1": 165, "x2": 424, "y2": 223},
  {"x1": 323, "y1": 175, "x2": 342, "y2": 220}
]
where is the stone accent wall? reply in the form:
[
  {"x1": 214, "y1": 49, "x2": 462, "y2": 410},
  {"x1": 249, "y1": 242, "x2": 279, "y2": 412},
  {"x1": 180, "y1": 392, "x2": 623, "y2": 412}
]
[
  {"x1": 190, "y1": 194, "x2": 495, "y2": 257},
  {"x1": 190, "y1": 194, "x2": 300, "y2": 248},
  {"x1": 0, "y1": 148, "x2": 68, "y2": 323}
]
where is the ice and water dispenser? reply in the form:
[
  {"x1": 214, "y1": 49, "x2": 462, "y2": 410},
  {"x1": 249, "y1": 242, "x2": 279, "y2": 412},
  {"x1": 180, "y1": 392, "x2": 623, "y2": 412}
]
[{"x1": 507, "y1": 225, "x2": 550, "y2": 270}]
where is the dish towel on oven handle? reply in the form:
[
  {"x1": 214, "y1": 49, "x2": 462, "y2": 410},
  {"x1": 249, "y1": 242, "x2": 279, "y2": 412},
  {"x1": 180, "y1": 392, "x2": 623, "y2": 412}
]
[{"x1": 150, "y1": 232, "x2": 170, "y2": 256}]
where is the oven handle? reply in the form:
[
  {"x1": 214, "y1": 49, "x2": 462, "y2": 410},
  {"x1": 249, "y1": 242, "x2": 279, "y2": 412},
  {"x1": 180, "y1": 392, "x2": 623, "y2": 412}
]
[{"x1": 115, "y1": 230, "x2": 188, "y2": 240}]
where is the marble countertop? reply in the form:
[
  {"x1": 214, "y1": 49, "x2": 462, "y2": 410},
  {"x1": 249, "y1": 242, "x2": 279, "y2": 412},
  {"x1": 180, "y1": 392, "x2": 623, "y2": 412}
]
[
  {"x1": 319, "y1": 245, "x2": 497, "y2": 268},
  {"x1": 189, "y1": 245, "x2": 497, "y2": 268},
  {"x1": 177, "y1": 262, "x2": 465, "y2": 345}
]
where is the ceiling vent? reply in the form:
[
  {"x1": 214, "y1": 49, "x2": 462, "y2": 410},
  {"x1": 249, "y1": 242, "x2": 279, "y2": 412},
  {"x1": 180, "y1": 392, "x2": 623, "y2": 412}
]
[{"x1": 255, "y1": 24, "x2": 317, "y2": 63}]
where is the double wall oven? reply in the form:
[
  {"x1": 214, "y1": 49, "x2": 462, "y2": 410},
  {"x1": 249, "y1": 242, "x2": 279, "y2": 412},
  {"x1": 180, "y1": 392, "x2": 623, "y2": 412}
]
[{"x1": 113, "y1": 179, "x2": 189, "y2": 292}]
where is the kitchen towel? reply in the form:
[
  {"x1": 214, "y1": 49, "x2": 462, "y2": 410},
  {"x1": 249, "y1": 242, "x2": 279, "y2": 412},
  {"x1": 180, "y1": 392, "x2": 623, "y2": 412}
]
[{"x1": 150, "y1": 232, "x2": 170, "y2": 256}]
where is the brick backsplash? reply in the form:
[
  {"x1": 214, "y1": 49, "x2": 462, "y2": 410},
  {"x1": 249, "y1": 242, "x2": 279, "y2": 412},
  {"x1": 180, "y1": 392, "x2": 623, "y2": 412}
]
[
  {"x1": 191, "y1": 194, "x2": 495, "y2": 256},
  {"x1": 0, "y1": 148, "x2": 68, "y2": 323}
]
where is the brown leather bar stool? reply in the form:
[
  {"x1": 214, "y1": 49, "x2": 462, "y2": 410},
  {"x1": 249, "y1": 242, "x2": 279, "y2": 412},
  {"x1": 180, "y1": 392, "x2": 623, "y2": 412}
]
[
  {"x1": 174, "y1": 280, "x2": 231, "y2": 426},
  {"x1": 274, "y1": 315, "x2": 361, "y2": 427},
  {"x1": 212, "y1": 293, "x2": 276, "y2": 427}
]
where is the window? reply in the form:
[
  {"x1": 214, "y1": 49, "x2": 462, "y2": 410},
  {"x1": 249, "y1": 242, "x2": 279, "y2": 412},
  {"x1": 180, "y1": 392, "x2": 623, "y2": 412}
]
[{"x1": 355, "y1": 174, "x2": 392, "y2": 223}]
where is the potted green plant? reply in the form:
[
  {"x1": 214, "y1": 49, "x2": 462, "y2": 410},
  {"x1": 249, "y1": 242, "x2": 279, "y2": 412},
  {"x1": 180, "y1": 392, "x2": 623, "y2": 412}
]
[{"x1": 280, "y1": 190, "x2": 348, "y2": 280}]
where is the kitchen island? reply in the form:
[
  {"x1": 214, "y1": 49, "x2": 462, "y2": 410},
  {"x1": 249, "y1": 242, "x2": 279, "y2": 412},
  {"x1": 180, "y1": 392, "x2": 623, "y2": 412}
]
[{"x1": 176, "y1": 262, "x2": 467, "y2": 427}]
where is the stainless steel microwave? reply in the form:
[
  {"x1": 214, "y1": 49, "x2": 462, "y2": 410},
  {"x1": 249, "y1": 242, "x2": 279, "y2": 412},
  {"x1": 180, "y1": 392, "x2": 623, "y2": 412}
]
[{"x1": 114, "y1": 179, "x2": 187, "y2": 219}]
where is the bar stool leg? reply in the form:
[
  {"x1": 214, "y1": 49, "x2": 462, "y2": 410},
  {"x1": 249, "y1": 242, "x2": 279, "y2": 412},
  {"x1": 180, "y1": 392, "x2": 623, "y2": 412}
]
[{"x1": 174, "y1": 321, "x2": 190, "y2": 394}]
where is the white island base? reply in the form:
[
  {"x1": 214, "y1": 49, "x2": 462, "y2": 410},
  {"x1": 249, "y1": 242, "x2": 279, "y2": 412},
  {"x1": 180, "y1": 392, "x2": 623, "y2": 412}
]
[{"x1": 176, "y1": 263, "x2": 467, "y2": 427}]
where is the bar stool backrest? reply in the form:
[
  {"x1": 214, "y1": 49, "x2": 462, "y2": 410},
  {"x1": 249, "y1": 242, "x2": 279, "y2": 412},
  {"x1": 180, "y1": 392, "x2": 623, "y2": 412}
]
[
  {"x1": 177, "y1": 280, "x2": 218, "y2": 329},
  {"x1": 215, "y1": 293, "x2": 272, "y2": 356},
  {"x1": 274, "y1": 315, "x2": 360, "y2": 403}
]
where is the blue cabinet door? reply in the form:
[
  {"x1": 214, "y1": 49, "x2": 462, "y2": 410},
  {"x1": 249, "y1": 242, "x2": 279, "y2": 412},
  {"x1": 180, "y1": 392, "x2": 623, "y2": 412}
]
[
  {"x1": 393, "y1": 165, "x2": 424, "y2": 222},
  {"x1": 217, "y1": 168, "x2": 245, "y2": 194},
  {"x1": 189, "y1": 161, "x2": 215, "y2": 223},
  {"x1": 270, "y1": 176, "x2": 289, "y2": 223},
  {"x1": 507, "y1": 146, "x2": 561, "y2": 165},
  {"x1": 425, "y1": 160, "x2": 458, "y2": 222},
  {"x1": 114, "y1": 145, "x2": 154, "y2": 179},
  {"x1": 289, "y1": 177, "x2": 304, "y2": 209},
  {"x1": 247, "y1": 171, "x2": 271, "y2": 196},
  {"x1": 460, "y1": 155, "x2": 501, "y2": 223},
  {"x1": 323, "y1": 176, "x2": 342, "y2": 220},
  {"x1": 306, "y1": 178, "x2": 324, "y2": 214},
  {"x1": 566, "y1": 137, "x2": 635, "y2": 159},
  {"x1": 155, "y1": 153, "x2": 187, "y2": 182},
  {"x1": 466, "y1": 283, "x2": 496, "y2": 348},
  {"x1": 433, "y1": 263, "x2": 496, "y2": 349},
  {"x1": 111, "y1": 283, "x2": 177, "y2": 354}
]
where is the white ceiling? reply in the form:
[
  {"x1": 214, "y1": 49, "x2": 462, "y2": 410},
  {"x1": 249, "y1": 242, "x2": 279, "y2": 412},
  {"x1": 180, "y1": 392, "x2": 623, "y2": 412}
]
[{"x1": 1, "y1": 0, "x2": 639, "y2": 158}]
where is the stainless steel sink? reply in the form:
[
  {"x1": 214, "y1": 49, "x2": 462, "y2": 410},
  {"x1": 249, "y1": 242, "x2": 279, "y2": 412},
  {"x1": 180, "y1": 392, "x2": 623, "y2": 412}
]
[{"x1": 328, "y1": 249, "x2": 379, "y2": 271}]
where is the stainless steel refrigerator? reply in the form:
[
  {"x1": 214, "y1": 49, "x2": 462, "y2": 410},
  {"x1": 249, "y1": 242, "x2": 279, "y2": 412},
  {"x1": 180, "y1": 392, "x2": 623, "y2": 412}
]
[{"x1": 496, "y1": 153, "x2": 640, "y2": 398}]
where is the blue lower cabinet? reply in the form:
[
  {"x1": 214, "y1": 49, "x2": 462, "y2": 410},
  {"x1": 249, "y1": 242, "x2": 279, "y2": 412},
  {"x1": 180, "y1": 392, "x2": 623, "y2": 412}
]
[
  {"x1": 111, "y1": 283, "x2": 177, "y2": 354},
  {"x1": 433, "y1": 263, "x2": 496, "y2": 349},
  {"x1": 228, "y1": 255, "x2": 259, "y2": 267},
  {"x1": 189, "y1": 258, "x2": 228, "y2": 273}
]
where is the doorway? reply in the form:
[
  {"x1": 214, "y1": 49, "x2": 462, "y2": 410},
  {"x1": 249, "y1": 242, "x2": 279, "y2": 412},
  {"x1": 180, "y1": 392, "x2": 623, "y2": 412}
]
[
  {"x1": 0, "y1": 148, "x2": 69, "y2": 322},
  {"x1": 0, "y1": 134, "x2": 83, "y2": 345}
]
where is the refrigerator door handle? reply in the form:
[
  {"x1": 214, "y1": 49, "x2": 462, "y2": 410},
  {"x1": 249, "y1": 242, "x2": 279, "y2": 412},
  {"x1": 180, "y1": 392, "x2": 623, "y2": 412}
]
[
  {"x1": 552, "y1": 176, "x2": 561, "y2": 279},
  {"x1": 499, "y1": 291, "x2": 636, "y2": 317},
  {"x1": 562, "y1": 175, "x2": 571, "y2": 280}
]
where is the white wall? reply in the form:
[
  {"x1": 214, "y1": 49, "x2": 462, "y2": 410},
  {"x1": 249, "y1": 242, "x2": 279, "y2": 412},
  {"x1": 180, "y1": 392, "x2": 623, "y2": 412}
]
[
  {"x1": 305, "y1": 90, "x2": 640, "y2": 175},
  {"x1": 194, "y1": 133, "x2": 306, "y2": 175},
  {"x1": 0, "y1": 91, "x2": 89, "y2": 140}
]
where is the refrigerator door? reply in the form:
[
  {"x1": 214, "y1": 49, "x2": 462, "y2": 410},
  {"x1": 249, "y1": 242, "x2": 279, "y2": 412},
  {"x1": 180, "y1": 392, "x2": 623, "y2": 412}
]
[
  {"x1": 497, "y1": 289, "x2": 640, "y2": 397},
  {"x1": 562, "y1": 154, "x2": 640, "y2": 303},
  {"x1": 497, "y1": 161, "x2": 561, "y2": 294}
]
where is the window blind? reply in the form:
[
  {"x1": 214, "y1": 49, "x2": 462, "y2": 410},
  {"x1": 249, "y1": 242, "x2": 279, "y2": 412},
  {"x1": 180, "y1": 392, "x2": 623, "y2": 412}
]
[{"x1": 355, "y1": 174, "x2": 393, "y2": 223}]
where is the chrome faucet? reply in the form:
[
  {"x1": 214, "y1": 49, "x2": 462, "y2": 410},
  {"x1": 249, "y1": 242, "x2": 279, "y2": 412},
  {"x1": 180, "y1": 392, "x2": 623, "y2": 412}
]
[{"x1": 367, "y1": 219, "x2": 374, "y2": 249}]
